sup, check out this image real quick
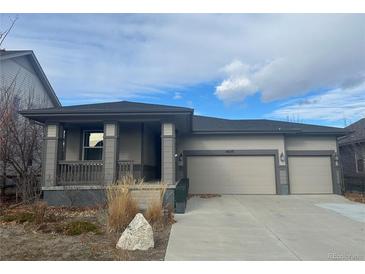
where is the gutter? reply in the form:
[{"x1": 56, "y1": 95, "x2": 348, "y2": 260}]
[{"x1": 191, "y1": 130, "x2": 347, "y2": 136}]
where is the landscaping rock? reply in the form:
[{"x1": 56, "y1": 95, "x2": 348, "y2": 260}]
[{"x1": 116, "y1": 213, "x2": 154, "y2": 251}]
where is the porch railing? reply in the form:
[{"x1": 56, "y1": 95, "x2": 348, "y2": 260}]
[
  {"x1": 117, "y1": 160, "x2": 134, "y2": 180},
  {"x1": 57, "y1": 161, "x2": 103, "y2": 185}
]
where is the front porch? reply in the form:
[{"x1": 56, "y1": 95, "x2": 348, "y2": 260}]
[
  {"x1": 43, "y1": 121, "x2": 176, "y2": 188},
  {"x1": 20, "y1": 100, "x2": 193, "y2": 207}
]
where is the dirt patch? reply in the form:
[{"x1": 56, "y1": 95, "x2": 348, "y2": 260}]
[
  {"x1": 344, "y1": 192, "x2": 365, "y2": 204},
  {"x1": 0, "y1": 205, "x2": 171, "y2": 261}
]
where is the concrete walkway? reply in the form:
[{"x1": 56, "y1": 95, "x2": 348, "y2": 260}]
[{"x1": 165, "y1": 195, "x2": 365, "y2": 260}]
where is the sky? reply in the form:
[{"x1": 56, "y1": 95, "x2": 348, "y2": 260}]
[{"x1": 1, "y1": 14, "x2": 365, "y2": 127}]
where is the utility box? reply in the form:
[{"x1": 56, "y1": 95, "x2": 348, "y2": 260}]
[{"x1": 175, "y1": 178, "x2": 189, "y2": 213}]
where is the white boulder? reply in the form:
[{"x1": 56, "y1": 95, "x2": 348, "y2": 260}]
[{"x1": 116, "y1": 213, "x2": 154, "y2": 251}]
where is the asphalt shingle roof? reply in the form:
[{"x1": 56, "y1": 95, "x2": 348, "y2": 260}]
[
  {"x1": 338, "y1": 118, "x2": 365, "y2": 144},
  {"x1": 192, "y1": 115, "x2": 347, "y2": 135},
  {"x1": 20, "y1": 100, "x2": 347, "y2": 135},
  {"x1": 20, "y1": 100, "x2": 193, "y2": 114}
]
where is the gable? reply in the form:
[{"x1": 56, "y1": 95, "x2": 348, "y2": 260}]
[{"x1": 0, "y1": 57, "x2": 54, "y2": 108}]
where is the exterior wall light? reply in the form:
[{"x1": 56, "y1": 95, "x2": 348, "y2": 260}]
[
  {"x1": 280, "y1": 152, "x2": 285, "y2": 163},
  {"x1": 333, "y1": 152, "x2": 339, "y2": 166}
]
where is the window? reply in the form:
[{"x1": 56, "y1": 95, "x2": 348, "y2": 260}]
[
  {"x1": 355, "y1": 151, "x2": 365, "y2": 173},
  {"x1": 357, "y1": 157, "x2": 365, "y2": 173},
  {"x1": 83, "y1": 131, "x2": 103, "y2": 160}
]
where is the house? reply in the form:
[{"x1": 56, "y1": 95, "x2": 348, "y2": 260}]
[
  {"x1": 0, "y1": 50, "x2": 61, "y2": 195},
  {"x1": 0, "y1": 50, "x2": 61, "y2": 108},
  {"x1": 338, "y1": 118, "x2": 365, "y2": 192},
  {"x1": 20, "y1": 100, "x2": 347, "y2": 208}
]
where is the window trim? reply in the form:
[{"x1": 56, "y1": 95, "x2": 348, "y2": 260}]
[{"x1": 82, "y1": 130, "x2": 104, "y2": 161}]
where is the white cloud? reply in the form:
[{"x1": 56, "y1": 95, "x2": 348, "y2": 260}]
[
  {"x1": 269, "y1": 82, "x2": 365, "y2": 124},
  {"x1": 215, "y1": 60, "x2": 257, "y2": 103},
  {"x1": 214, "y1": 14, "x2": 365, "y2": 104},
  {"x1": 3, "y1": 14, "x2": 365, "y2": 107},
  {"x1": 173, "y1": 92, "x2": 182, "y2": 99}
]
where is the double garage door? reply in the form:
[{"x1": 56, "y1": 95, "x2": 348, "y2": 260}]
[{"x1": 187, "y1": 154, "x2": 333, "y2": 195}]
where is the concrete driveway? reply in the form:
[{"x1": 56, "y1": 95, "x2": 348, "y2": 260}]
[{"x1": 165, "y1": 195, "x2": 365, "y2": 260}]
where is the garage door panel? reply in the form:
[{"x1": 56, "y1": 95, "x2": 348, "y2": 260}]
[
  {"x1": 288, "y1": 156, "x2": 333, "y2": 194},
  {"x1": 187, "y1": 156, "x2": 276, "y2": 194}
]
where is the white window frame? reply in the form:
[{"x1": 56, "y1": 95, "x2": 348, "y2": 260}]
[{"x1": 82, "y1": 130, "x2": 104, "y2": 161}]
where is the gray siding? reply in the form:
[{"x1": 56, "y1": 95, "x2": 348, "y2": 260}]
[{"x1": 0, "y1": 56, "x2": 55, "y2": 108}]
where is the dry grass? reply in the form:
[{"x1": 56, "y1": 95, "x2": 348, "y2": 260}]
[
  {"x1": 144, "y1": 199, "x2": 164, "y2": 225},
  {"x1": 144, "y1": 183, "x2": 171, "y2": 226},
  {"x1": 33, "y1": 201, "x2": 47, "y2": 225},
  {"x1": 117, "y1": 174, "x2": 144, "y2": 186},
  {"x1": 106, "y1": 176, "x2": 140, "y2": 233},
  {"x1": 165, "y1": 204, "x2": 176, "y2": 225}
]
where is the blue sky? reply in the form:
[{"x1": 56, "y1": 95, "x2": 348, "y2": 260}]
[{"x1": 1, "y1": 14, "x2": 365, "y2": 127}]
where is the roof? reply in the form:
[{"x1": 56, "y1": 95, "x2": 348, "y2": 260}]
[
  {"x1": 0, "y1": 50, "x2": 61, "y2": 107},
  {"x1": 192, "y1": 115, "x2": 347, "y2": 135},
  {"x1": 20, "y1": 100, "x2": 347, "y2": 136},
  {"x1": 20, "y1": 100, "x2": 193, "y2": 117},
  {"x1": 338, "y1": 118, "x2": 365, "y2": 145}
]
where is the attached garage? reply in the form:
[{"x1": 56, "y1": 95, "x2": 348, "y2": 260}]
[
  {"x1": 186, "y1": 153, "x2": 278, "y2": 195},
  {"x1": 288, "y1": 155, "x2": 334, "y2": 194}
]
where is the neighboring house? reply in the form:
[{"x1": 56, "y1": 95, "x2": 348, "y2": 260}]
[
  {"x1": 338, "y1": 118, "x2": 365, "y2": 192},
  {"x1": 0, "y1": 50, "x2": 61, "y2": 108},
  {"x1": 20, "y1": 101, "x2": 347, "y2": 208},
  {"x1": 0, "y1": 50, "x2": 61, "y2": 191}
]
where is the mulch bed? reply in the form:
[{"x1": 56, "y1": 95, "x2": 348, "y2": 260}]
[
  {"x1": 344, "y1": 192, "x2": 365, "y2": 204},
  {"x1": 0, "y1": 204, "x2": 171, "y2": 261}
]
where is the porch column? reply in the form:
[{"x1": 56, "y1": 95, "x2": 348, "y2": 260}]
[
  {"x1": 43, "y1": 123, "x2": 63, "y2": 187},
  {"x1": 161, "y1": 123, "x2": 176, "y2": 184},
  {"x1": 103, "y1": 122, "x2": 119, "y2": 184}
]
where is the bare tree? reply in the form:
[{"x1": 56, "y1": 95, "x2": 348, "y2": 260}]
[
  {"x1": 286, "y1": 114, "x2": 304, "y2": 124},
  {"x1": 0, "y1": 84, "x2": 14, "y2": 200},
  {"x1": 0, "y1": 15, "x2": 18, "y2": 47},
  {"x1": 0, "y1": 75, "x2": 44, "y2": 203}
]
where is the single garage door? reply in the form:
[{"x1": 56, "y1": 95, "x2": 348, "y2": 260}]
[
  {"x1": 187, "y1": 155, "x2": 276, "y2": 194},
  {"x1": 288, "y1": 156, "x2": 333, "y2": 194}
]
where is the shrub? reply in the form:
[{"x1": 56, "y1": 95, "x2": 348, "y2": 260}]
[
  {"x1": 1, "y1": 214, "x2": 17, "y2": 222},
  {"x1": 1, "y1": 212, "x2": 35, "y2": 223},
  {"x1": 64, "y1": 221, "x2": 100, "y2": 236},
  {"x1": 33, "y1": 201, "x2": 47, "y2": 224},
  {"x1": 106, "y1": 178, "x2": 140, "y2": 233},
  {"x1": 17, "y1": 212, "x2": 35, "y2": 223}
]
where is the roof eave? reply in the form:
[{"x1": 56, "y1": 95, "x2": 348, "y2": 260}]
[{"x1": 19, "y1": 110, "x2": 193, "y2": 123}]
